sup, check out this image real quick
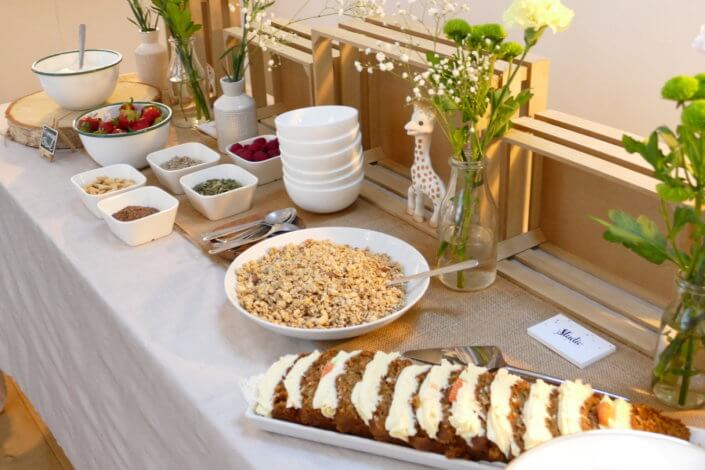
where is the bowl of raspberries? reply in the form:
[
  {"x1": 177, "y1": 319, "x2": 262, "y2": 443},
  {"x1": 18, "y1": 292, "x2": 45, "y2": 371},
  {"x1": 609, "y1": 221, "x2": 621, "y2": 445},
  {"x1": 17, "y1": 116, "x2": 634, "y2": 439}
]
[
  {"x1": 226, "y1": 135, "x2": 282, "y2": 185},
  {"x1": 73, "y1": 100, "x2": 172, "y2": 169}
]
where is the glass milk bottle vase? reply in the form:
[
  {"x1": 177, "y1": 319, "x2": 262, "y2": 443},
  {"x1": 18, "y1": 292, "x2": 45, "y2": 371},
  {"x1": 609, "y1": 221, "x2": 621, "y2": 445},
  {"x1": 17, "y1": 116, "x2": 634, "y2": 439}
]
[
  {"x1": 652, "y1": 276, "x2": 705, "y2": 409},
  {"x1": 167, "y1": 37, "x2": 211, "y2": 128},
  {"x1": 437, "y1": 157, "x2": 498, "y2": 291}
]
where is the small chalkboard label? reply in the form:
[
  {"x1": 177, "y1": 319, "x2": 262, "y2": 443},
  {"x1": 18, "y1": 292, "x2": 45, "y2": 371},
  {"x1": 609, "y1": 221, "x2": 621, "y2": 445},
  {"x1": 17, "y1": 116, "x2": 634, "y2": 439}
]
[{"x1": 40, "y1": 125, "x2": 59, "y2": 160}]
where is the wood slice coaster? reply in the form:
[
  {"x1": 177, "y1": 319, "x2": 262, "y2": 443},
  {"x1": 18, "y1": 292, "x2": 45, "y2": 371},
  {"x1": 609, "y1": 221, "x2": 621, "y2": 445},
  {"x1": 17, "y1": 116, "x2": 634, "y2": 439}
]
[{"x1": 5, "y1": 80, "x2": 161, "y2": 149}]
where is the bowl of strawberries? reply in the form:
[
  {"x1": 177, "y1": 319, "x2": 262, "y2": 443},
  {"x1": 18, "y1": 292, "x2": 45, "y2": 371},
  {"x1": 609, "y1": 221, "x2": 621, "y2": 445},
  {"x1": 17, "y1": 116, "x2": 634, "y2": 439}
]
[
  {"x1": 73, "y1": 100, "x2": 172, "y2": 169},
  {"x1": 225, "y1": 135, "x2": 282, "y2": 185}
]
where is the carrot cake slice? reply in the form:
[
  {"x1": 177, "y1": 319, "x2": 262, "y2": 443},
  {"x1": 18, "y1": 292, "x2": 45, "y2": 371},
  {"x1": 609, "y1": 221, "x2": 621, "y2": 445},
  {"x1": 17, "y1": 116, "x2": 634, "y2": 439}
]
[
  {"x1": 598, "y1": 396, "x2": 690, "y2": 440},
  {"x1": 369, "y1": 357, "x2": 413, "y2": 443},
  {"x1": 486, "y1": 369, "x2": 529, "y2": 459},
  {"x1": 410, "y1": 360, "x2": 463, "y2": 453},
  {"x1": 385, "y1": 364, "x2": 431, "y2": 443},
  {"x1": 557, "y1": 379, "x2": 595, "y2": 435},
  {"x1": 308, "y1": 350, "x2": 361, "y2": 429},
  {"x1": 300, "y1": 349, "x2": 339, "y2": 427},
  {"x1": 255, "y1": 354, "x2": 300, "y2": 417},
  {"x1": 333, "y1": 350, "x2": 375, "y2": 436},
  {"x1": 351, "y1": 351, "x2": 401, "y2": 426},
  {"x1": 522, "y1": 379, "x2": 559, "y2": 451},
  {"x1": 272, "y1": 350, "x2": 321, "y2": 422}
]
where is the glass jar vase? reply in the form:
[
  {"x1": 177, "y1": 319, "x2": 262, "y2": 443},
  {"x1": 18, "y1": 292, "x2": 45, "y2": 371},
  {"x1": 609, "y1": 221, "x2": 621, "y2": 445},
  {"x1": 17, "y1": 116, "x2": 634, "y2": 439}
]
[
  {"x1": 652, "y1": 276, "x2": 705, "y2": 409},
  {"x1": 437, "y1": 157, "x2": 498, "y2": 291},
  {"x1": 167, "y1": 37, "x2": 211, "y2": 128}
]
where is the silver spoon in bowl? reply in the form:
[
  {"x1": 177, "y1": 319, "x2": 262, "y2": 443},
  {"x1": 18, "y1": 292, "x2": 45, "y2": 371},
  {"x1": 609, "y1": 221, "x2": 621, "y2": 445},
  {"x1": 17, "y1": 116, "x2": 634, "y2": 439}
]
[
  {"x1": 208, "y1": 222, "x2": 300, "y2": 255},
  {"x1": 201, "y1": 207, "x2": 296, "y2": 242},
  {"x1": 78, "y1": 24, "x2": 86, "y2": 70}
]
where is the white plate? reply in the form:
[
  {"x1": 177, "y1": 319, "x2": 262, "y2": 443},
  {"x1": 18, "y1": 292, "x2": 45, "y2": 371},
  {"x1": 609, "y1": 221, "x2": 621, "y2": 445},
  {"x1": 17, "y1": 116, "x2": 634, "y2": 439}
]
[
  {"x1": 507, "y1": 429, "x2": 705, "y2": 470},
  {"x1": 224, "y1": 227, "x2": 430, "y2": 340},
  {"x1": 245, "y1": 406, "x2": 502, "y2": 470},
  {"x1": 246, "y1": 406, "x2": 705, "y2": 470}
]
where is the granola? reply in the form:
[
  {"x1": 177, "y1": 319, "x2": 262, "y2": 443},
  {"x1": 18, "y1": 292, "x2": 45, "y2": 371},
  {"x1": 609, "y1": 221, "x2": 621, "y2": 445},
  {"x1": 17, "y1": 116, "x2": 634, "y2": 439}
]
[{"x1": 236, "y1": 239, "x2": 405, "y2": 328}]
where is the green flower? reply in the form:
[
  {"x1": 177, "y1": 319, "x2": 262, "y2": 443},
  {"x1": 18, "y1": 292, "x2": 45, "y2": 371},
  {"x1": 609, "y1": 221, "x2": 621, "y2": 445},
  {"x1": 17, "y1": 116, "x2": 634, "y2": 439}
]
[
  {"x1": 443, "y1": 19, "x2": 472, "y2": 42},
  {"x1": 472, "y1": 23, "x2": 507, "y2": 42},
  {"x1": 498, "y1": 41, "x2": 524, "y2": 60},
  {"x1": 661, "y1": 75, "x2": 699, "y2": 101},
  {"x1": 691, "y1": 73, "x2": 705, "y2": 99},
  {"x1": 682, "y1": 100, "x2": 705, "y2": 128}
]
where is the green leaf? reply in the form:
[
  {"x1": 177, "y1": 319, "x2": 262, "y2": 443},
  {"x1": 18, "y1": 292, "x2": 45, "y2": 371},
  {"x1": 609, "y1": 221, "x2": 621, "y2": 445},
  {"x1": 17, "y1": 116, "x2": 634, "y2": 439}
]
[
  {"x1": 656, "y1": 182, "x2": 694, "y2": 202},
  {"x1": 592, "y1": 210, "x2": 670, "y2": 264},
  {"x1": 623, "y1": 132, "x2": 666, "y2": 171},
  {"x1": 672, "y1": 206, "x2": 700, "y2": 235}
]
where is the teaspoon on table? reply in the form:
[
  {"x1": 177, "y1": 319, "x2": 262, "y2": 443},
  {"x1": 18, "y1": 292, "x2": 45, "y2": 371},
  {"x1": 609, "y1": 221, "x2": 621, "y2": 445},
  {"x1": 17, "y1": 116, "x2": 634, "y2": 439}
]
[
  {"x1": 201, "y1": 207, "x2": 296, "y2": 242},
  {"x1": 208, "y1": 222, "x2": 300, "y2": 255},
  {"x1": 387, "y1": 258, "x2": 480, "y2": 286}
]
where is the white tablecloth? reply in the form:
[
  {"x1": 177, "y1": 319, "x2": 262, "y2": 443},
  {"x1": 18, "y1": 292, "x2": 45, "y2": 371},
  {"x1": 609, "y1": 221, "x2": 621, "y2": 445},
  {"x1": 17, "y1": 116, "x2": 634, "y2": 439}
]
[{"x1": 0, "y1": 105, "x2": 416, "y2": 469}]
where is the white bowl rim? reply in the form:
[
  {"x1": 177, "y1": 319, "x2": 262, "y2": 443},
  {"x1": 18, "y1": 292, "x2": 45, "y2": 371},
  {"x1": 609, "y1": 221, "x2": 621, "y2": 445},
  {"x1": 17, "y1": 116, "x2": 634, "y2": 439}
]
[
  {"x1": 70, "y1": 163, "x2": 147, "y2": 199},
  {"x1": 146, "y1": 142, "x2": 221, "y2": 172},
  {"x1": 97, "y1": 186, "x2": 178, "y2": 225},
  {"x1": 281, "y1": 152, "x2": 362, "y2": 176},
  {"x1": 278, "y1": 125, "x2": 360, "y2": 146},
  {"x1": 180, "y1": 164, "x2": 258, "y2": 199},
  {"x1": 283, "y1": 165, "x2": 363, "y2": 186},
  {"x1": 225, "y1": 135, "x2": 281, "y2": 167},
  {"x1": 32, "y1": 49, "x2": 122, "y2": 76},
  {"x1": 280, "y1": 133, "x2": 362, "y2": 161},
  {"x1": 284, "y1": 172, "x2": 364, "y2": 192},
  {"x1": 275, "y1": 105, "x2": 358, "y2": 130},
  {"x1": 224, "y1": 227, "x2": 430, "y2": 335},
  {"x1": 72, "y1": 101, "x2": 172, "y2": 138}
]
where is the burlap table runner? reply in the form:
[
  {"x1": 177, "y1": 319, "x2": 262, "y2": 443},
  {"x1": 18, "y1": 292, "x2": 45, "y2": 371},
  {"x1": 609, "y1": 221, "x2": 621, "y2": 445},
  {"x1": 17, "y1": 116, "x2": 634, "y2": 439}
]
[{"x1": 159, "y1": 127, "x2": 705, "y2": 428}]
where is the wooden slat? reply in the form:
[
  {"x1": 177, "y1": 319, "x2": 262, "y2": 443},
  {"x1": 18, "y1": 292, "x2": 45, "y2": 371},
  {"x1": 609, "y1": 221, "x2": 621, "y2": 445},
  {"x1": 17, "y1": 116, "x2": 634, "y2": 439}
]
[
  {"x1": 377, "y1": 158, "x2": 411, "y2": 178},
  {"x1": 246, "y1": 44, "x2": 267, "y2": 107},
  {"x1": 540, "y1": 243, "x2": 669, "y2": 309},
  {"x1": 272, "y1": 17, "x2": 313, "y2": 40},
  {"x1": 503, "y1": 129, "x2": 660, "y2": 198},
  {"x1": 535, "y1": 109, "x2": 641, "y2": 147},
  {"x1": 311, "y1": 31, "x2": 336, "y2": 105},
  {"x1": 364, "y1": 163, "x2": 434, "y2": 211},
  {"x1": 497, "y1": 229, "x2": 546, "y2": 261},
  {"x1": 224, "y1": 26, "x2": 313, "y2": 66},
  {"x1": 512, "y1": 117, "x2": 652, "y2": 176},
  {"x1": 515, "y1": 248, "x2": 661, "y2": 331},
  {"x1": 498, "y1": 259, "x2": 658, "y2": 355},
  {"x1": 360, "y1": 179, "x2": 437, "y2": 237}
]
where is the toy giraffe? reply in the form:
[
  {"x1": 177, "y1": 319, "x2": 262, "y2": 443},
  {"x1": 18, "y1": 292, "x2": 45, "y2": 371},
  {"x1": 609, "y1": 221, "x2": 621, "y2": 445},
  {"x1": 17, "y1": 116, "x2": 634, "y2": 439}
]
[{"x1": 404, "y1": 104, "x2": 446, "y2": 227}]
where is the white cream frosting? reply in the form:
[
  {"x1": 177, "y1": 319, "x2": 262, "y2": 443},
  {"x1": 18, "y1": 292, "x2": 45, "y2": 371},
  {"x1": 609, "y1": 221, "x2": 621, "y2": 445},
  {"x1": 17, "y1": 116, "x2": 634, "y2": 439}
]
[
  {"x1": 255, "y1": 354, "x2": 299, "y2": 417},
  {"x1": 449, "y1": 364, "x2": 488, "y2": 442},
  {"x1": 312, "y1": 350, "x2": 360, "y2": 419},
  {"x1": 486, "y1": 368, "x2": 522, "y2": 458},
  {"x1": 598, "y1": 396, "x2": 633, "y2": 430},
  {"x1": 283, "y1": 350, "x2": 321, "y2": 409},
  {"x1": 522, "y1": 380, "x2": 557, "y2": 450},
  {"x1": 557, "y1": 379, "x2": 593, "y2": 435},
  {"x1": 416, "y1": 360, "x2": 462, "y2": 439},
  {"x1": 385, "y1": 364, "x2": 430, "y2": 442},
  {"x1": 351, "y1": 351, "x2": 400, "y2": 424}
]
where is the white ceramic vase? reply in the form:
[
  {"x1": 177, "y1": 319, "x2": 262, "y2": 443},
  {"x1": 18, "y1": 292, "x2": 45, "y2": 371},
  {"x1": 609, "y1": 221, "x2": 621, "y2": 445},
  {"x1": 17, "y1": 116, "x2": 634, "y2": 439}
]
[
  {"x1": 134, "y1": 30, "x2": 168, "y2": 91},
  {"x1": 214, "y1": 77, "x2": 257, "y2": 152}
]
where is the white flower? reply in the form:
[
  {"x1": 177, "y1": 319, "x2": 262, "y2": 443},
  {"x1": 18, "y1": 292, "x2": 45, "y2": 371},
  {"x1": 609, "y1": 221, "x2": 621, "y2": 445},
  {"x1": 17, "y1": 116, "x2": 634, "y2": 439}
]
[
  {"x1": 354, "y1": 61, "x2": 363, "y2": 72},
  {"x1": 400, "y1": 53, "x2": 409, "y2": 63},
  {"x1": 694, "y1": 25, "x2": 705, "y2": 54},
  {"x1": 406, "y1": 96, "x2": 412, "y2": 103},
  {"x1": 503, "y1": 0, "x2": 574, "y2": 33},
  {"x1": 402, "y1": 72, "x2": 409, "y2": 79},
  {"x1": 376, "y1": 51, "x2": 386, "y2": 62}
]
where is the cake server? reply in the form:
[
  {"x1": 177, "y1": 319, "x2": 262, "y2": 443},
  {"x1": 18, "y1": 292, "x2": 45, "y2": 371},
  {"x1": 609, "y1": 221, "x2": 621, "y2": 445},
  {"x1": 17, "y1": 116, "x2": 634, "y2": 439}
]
[{"x1": 403, "y1": 345, "x2": 626, "y2": 400}]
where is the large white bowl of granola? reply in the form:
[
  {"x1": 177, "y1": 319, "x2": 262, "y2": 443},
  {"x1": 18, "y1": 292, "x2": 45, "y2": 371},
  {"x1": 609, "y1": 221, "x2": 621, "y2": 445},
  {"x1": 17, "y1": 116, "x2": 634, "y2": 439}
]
[{"x1": 224, "y1": 227, "x2": 430, "y2": 340}]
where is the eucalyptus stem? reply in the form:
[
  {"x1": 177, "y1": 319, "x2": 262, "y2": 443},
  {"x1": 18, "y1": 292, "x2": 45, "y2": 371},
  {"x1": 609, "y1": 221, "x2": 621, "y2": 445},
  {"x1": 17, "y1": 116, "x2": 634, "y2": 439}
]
[{"x1": 679, "y1": 333, "x2": 695, "y2": 406}]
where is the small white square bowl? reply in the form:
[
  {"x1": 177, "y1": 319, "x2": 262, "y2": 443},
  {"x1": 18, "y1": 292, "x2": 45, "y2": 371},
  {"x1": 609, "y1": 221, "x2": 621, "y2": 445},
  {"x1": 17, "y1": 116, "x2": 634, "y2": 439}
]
[
  {"x1": 225, "y1": 135, "x2": 282, "y2": 185},
  {"x1": 146, "y1": 142, "x2": 221, "y2": 195},
  {"x1": 96, "y1": 186, "x2": 179, "y2": 246},
  {"x1": 71, "y1": 163, "x2": 147, "y2": 218},
  {"x1": 179, "y1": 164, "x2": 258, "y2": 221}
]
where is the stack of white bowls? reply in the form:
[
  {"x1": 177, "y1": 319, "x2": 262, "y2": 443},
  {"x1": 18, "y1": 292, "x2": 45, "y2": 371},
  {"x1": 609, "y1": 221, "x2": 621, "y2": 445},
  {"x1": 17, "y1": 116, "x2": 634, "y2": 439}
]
[{"x1": 276, "y1": 106, "x2": 364, "y2": 213}]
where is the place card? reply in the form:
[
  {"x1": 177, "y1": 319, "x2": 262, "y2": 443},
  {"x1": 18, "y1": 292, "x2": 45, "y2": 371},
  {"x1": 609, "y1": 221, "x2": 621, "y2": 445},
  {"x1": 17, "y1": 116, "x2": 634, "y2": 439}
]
[
  {"x1": 527, "y1": 314, "x2": 616, "y2": 368},
  {"x1": 39, "y1": 125, "x2": 59, "y2": 161}
]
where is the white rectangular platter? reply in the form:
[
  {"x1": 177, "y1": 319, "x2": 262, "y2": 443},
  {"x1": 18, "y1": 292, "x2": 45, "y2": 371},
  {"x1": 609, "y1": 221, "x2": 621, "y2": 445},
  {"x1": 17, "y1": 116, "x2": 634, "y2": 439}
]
[{"x1": 245, "y1": 406, "x2": 705, "y2": 470}]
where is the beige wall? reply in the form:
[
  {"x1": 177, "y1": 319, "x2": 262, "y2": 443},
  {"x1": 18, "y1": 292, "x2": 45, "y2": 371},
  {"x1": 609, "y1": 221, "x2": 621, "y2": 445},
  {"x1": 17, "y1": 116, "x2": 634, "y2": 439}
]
[
  {"x1": 2, "y1": 1, "x2": 704, "y2": 136},
  {"x1": 0, "y1": 0, "x2": 147, "y2": 103}
]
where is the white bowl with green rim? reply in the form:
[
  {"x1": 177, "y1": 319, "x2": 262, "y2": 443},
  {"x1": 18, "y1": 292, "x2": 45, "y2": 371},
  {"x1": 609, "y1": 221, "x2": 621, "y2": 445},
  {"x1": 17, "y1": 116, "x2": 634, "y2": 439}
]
[
  {"x1": 73, "y1": 101, "x2": 172, "y2": 169},
  {"x1": 32, "y1": 49, "x2": 122, "y2": 110}
]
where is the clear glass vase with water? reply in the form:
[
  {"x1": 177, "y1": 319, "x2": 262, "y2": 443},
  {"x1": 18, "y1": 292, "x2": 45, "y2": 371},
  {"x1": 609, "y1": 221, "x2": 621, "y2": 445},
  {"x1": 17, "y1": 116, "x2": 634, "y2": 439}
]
[
  {"x1": 167, "y1": 37, "x2": 211, "y2": 128},
  {"x1": 437, "y1": 156, "x2": 497, "y2": 291}
]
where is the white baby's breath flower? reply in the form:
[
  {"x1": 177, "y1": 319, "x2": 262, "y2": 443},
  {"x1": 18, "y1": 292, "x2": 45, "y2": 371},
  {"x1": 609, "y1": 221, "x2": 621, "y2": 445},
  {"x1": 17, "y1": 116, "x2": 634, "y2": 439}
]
[
  {"x1": 400, "y1": 53, "x2": 409, "y2": 63},
  {"x1": 694, "y1": 25, "x2": 705, "y2": 54},
  {"x1": 402, "y1": 72, "x2": 409, "y2": 79}
]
